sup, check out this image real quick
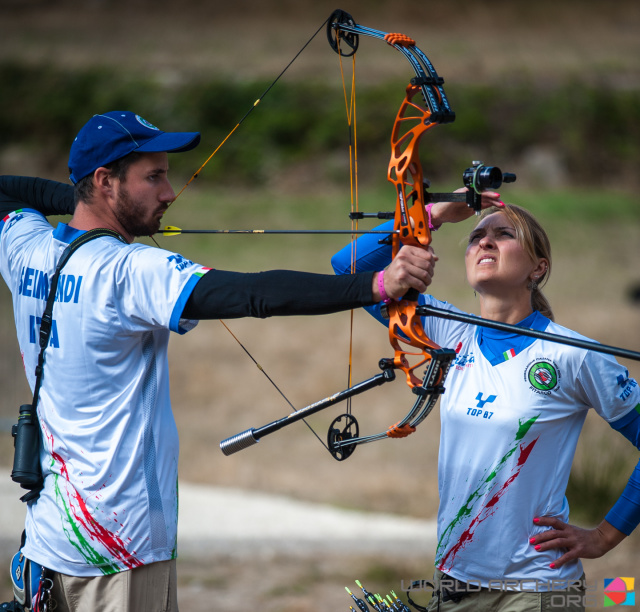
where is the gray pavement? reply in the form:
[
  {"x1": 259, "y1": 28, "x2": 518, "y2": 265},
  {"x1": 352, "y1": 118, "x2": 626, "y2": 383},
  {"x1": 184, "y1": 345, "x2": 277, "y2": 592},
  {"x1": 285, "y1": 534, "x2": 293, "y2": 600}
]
[{"x1": 0, "y1": 480, "x2": 437, "y2": 561}]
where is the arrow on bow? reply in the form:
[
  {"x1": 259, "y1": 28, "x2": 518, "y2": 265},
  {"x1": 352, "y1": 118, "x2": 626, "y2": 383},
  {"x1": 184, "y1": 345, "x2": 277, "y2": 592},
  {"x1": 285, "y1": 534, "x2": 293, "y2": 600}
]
[{"x1": 157, "y1": 225, "x2": 398, "y2": 236}]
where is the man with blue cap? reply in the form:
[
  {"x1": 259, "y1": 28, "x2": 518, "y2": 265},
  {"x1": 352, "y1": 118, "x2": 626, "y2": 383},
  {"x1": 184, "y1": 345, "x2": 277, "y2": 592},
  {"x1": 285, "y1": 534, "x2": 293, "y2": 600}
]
[
  {"x1": 68, "y1": 111, "x2": 201, "y2": 240},
  {"x1": 0, "y1": 111, "x2": 437, "y2": 611}
]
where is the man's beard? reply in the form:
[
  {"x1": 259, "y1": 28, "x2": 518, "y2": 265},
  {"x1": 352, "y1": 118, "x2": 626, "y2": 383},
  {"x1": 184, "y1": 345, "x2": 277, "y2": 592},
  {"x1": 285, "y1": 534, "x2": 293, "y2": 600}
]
[{"x1": 114, "y1": 185, "x2": 164, "y2": 237}]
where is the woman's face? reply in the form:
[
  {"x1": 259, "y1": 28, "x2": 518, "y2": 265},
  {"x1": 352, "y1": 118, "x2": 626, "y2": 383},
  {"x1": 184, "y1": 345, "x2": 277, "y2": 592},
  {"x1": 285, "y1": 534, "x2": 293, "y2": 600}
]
[{"x1": 465, "y1": 211, "x2": 540, "y2": 296}]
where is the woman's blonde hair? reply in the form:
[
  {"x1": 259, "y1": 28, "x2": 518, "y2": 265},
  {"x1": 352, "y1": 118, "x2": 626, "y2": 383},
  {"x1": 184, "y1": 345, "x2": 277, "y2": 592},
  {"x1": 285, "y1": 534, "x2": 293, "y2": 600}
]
[{"x1": 478, "y1": 204, "x2": 554, "y2": 320}]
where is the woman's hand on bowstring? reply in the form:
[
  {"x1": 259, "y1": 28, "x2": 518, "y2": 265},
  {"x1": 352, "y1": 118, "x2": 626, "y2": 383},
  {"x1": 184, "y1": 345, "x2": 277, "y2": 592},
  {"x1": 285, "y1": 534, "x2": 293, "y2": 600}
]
[{"x1": 529, "y1": 516, "x2": 627, "y2": 569}]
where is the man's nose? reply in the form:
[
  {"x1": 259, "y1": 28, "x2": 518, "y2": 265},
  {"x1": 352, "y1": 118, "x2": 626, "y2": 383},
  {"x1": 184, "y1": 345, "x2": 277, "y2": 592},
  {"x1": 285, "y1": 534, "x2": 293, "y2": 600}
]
[{"x1": 161, "y1": 181, "x2": 176, "y2": 203}]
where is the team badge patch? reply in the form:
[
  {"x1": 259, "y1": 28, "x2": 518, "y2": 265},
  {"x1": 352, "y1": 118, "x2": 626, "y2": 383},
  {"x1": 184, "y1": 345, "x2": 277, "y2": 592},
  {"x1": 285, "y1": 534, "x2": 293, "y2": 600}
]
[
  {"x1": 525, "y1": 358, "x2": 560, "y2": 394},
  {"x1": 136, "y1": 115, "x2": 160, "y2": 131}
]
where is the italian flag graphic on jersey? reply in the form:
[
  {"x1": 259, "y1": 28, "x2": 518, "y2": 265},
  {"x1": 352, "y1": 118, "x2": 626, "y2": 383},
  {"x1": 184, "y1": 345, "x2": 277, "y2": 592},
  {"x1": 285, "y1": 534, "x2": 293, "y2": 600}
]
[
  {"x1": 436, "y1": 413, "x2": 540, "y2": 571},
  {"x1": 44, "y1": 424, "x2": 144, "y2": 574},
  {"x1": 194, "y1": 266, "x2": 211, "y2": 278}
]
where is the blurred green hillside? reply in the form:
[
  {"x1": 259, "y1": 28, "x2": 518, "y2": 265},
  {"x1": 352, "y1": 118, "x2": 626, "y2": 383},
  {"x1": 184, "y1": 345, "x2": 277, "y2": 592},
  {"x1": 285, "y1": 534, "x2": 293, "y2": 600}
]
[{"x1": 1, "y1": 0, "x2": 639, "y2": 192}]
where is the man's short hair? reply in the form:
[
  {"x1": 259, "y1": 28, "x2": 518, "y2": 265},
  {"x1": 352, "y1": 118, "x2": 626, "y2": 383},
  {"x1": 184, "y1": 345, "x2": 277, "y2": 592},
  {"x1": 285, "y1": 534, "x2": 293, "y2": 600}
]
[{"x1": 73, "y1": 151, "x2": 143, "y2": 206}]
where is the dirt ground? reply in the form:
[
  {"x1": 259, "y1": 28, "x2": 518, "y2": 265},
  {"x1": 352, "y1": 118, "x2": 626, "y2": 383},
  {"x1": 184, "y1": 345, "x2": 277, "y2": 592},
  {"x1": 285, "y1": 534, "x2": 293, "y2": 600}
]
[{"x1": 1, "y1": 1, "x2": 640, "y2": 610}]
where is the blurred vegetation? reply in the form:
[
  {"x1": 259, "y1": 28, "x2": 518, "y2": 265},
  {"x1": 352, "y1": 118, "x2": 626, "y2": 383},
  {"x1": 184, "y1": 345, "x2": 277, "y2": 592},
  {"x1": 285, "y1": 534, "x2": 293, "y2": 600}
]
[
  {"x1": 566, "y1": 432, "x2": 639, "y2": 526},
  {"x1": 1, "y1": 61, "x2": 639, "y2": 191}
]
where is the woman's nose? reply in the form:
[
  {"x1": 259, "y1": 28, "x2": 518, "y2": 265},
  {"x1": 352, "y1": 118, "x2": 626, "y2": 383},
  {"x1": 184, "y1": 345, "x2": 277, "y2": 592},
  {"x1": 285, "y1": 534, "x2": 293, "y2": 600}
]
[{"x1": 479, "y1": 235, "x2": 495, "y2": 248}]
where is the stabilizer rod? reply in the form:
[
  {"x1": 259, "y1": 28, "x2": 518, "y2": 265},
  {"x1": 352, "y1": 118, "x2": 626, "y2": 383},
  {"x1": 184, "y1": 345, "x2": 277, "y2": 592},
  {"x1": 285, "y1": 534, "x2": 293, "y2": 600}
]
[
  {"x1": 417, "y1": 304, "x2": 640, "y2": 362},
  {"x1": 220, "y1": 368, "x2": 396, "y2": 456}
]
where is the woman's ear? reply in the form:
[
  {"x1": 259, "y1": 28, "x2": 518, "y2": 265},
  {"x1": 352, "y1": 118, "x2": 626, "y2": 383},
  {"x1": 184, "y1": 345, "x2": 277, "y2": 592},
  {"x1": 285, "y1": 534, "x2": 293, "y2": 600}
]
[{"x1": 531, "y1": 258, "x2": 549, "y2": 281}]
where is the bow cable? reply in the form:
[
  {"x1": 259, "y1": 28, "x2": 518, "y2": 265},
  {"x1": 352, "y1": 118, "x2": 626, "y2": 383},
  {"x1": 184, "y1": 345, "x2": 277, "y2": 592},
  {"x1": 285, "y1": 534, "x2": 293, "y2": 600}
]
[{"x1": 335, "y1": 32, "x2": 360, "y2": 432}]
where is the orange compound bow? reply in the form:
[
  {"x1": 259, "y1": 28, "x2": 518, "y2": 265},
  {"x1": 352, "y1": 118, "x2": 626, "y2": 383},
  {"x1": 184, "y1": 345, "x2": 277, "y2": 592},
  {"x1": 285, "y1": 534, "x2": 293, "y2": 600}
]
[
  {"x1": 327, "y1": 11, "x2": 458, "y2": 450},
  {"x1": 220, "y1": 10, "x2": 458, "y2": 461}
]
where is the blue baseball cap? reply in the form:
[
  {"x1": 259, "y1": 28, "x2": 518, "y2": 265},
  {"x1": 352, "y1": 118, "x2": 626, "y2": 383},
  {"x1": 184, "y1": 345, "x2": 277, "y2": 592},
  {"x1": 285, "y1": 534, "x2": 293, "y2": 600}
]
[{"x1": 68, "y1": 111, "x2": 201, "y2": 184}]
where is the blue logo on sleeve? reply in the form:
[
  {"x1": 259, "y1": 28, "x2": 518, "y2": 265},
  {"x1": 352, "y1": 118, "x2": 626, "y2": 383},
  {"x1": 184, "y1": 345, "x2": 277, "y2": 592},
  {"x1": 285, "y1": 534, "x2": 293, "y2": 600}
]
[
  {"x1": 167, "y1": 254, "x2": 194, "y2": 272},
  {"x1": 617, "y1": 370, "x2": 638, "y2": 401}
]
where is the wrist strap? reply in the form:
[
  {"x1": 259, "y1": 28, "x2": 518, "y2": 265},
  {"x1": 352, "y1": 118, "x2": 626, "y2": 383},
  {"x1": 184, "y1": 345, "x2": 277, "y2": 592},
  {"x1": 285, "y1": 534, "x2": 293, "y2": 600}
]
[
  {"x1": 377, "y1": 270, "x2": 392, "y2": 304},
  {"x1": 426, "y1": 203, "x2": 441, "y2": 231}
]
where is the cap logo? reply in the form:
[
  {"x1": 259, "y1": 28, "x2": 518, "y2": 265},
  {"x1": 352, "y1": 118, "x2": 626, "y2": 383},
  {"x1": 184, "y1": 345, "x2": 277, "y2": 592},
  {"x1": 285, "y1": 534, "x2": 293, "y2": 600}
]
[{"x1": 135, "y1": 115, "x2": 160, "y2": 131}]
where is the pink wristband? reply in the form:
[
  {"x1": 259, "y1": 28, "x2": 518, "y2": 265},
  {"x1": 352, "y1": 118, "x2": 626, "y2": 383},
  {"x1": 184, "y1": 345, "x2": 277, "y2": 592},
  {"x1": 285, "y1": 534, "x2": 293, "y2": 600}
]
[
  {"x1": 377, "y1": 270, "x2": 391, "y2": 304},
  {"x1": 426, "y1": 203, "x2": 441, "y2": 231}
]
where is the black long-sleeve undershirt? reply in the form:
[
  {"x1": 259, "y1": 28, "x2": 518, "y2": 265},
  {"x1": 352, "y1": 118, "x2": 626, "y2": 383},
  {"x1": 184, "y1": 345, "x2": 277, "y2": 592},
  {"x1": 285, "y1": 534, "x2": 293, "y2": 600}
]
[
  {"x1": 182, "y1": 268, "x2": 375, "y2": 319},
  {"x1": 0, "y1": 175, "x2": 74, "y2": 217},
  {"x1": 1, "y1": 175, "x2": 377, "y2": 318}
]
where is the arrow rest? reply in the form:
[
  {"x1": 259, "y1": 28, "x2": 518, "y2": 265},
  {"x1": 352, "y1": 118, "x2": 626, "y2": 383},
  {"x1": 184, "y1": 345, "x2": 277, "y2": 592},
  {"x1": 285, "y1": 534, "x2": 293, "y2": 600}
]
[{"x1": 327, "y1": 413, "x2": 359, "y2": 461}]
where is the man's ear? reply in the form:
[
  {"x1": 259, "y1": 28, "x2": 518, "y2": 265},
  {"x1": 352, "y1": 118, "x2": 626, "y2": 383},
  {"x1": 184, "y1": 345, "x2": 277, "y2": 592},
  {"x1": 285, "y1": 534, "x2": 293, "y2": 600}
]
[{"x1": 93, "y1": 167, "x2": 117, "y2": 199}]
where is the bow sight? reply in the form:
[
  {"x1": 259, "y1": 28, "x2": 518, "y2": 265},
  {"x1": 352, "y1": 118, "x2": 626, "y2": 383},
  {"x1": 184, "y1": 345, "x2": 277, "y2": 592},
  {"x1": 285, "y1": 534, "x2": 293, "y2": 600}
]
[
  {"x1": 463, "y1": 161, "x2": 516, "y2": 193},
  {"x1": 463, "y1": 161, "x2": 517, "y2": 213},
  {"x1": 408, "y1": 161, "x2": 517, "y2": 217}
]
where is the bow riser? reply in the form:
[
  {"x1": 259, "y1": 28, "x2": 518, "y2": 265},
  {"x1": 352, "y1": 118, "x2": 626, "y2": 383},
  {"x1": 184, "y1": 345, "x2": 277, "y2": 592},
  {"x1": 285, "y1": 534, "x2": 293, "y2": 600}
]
[
  {"x1": 389, "y1": 85, "x2": 438, "y2": 254},
  {"x1": 384, "y1": 82, "x2": 452, "y2": 392}
]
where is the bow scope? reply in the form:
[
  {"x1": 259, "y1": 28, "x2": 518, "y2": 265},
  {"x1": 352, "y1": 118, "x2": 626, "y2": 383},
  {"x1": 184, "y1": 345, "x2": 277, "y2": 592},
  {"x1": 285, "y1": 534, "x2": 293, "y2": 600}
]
[{"x1": 463, "y1": 160, "x2": 516, "y2": 213}]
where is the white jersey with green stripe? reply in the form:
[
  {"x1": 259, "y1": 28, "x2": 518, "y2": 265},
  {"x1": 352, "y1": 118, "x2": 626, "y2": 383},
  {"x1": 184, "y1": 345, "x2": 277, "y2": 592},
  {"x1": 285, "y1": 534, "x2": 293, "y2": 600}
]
[
  {"x1": 419, "y1": 295, "x2": 639, "y2": 588},
  {"x1": 1, "y1": 209, "x2": 207, "y2": 576}
]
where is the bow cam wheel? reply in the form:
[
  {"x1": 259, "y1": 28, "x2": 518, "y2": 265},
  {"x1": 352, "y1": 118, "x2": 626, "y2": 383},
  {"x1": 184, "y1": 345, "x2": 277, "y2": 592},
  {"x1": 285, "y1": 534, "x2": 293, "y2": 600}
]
[
  {"x1": 327, "y1": 413, "x2": 359, "y2": 461},
  {"x1": 327, "y1": 10, "x2": 359, "y2": 57}
]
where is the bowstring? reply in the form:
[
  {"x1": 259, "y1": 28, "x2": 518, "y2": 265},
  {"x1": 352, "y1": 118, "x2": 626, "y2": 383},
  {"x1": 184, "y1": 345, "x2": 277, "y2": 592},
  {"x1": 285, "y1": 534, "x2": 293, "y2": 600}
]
[
  {"x1": 336, "y1": 36, "x2": 359, "y2": 422},
  {"x1": 219, "y1": 321, "x2": 329, "y2": 450}
]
